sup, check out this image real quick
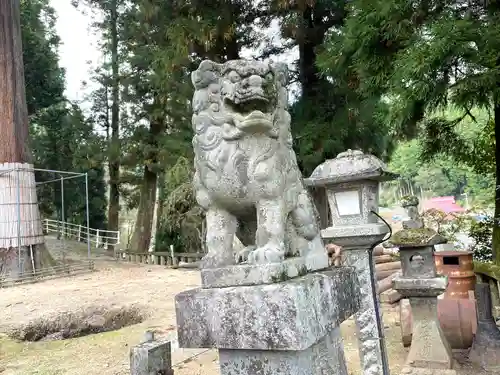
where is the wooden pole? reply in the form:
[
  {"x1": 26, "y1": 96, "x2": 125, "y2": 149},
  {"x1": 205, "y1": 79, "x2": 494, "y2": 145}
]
[{"x1": 0, "y1": 0, "x2": 54, "y2": 279}]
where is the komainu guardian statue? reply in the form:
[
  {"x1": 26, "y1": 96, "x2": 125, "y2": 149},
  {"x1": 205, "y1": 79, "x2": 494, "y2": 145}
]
[{"x1": 191, "y1": 59, "x2": 325, "y2": 268}]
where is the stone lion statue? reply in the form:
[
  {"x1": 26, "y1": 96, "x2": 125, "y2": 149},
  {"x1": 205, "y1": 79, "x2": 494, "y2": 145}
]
[{"x1": 191, "y1": 59, "x2": 325, "y2": 268}]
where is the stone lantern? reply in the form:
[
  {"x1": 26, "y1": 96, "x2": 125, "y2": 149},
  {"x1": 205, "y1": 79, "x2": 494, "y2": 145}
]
[
  {"x1": 390, "y1": 197, "x2": 457, "y2": 374},
  {"x1": 304, "y1": 149, "x2": 397, "y2": 375},
  {"x1": 305, "y1": 149, "x2": 397, "y2": 247}
]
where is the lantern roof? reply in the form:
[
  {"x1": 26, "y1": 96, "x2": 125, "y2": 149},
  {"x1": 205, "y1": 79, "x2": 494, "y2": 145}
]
[{"x1": 304, "y1": 149, "x2": 398, "y2": 187}]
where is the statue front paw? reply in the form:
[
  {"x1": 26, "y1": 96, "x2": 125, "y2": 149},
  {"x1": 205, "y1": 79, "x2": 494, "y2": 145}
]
[
  {"x1": 247, "y1": 245, "x2": 285, "y2": 264},
  {"x1": 235, "y1": 245, "x2": 257, "y2": 264}
]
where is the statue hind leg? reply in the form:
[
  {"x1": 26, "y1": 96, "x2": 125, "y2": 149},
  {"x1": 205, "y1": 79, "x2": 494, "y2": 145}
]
[
  {"x1": 247, "y1": 198, "x2": 287, "y2": 264},
  {"x1": 290, "y1": 189, "x2": 325, "y2": 257},
  {"x1": 234, "y1": 212, "x2": 257, "y2": 263}
]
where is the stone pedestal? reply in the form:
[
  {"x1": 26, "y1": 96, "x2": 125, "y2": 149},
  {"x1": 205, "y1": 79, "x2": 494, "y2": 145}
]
[
  {"x1": 175, "y1": 267, "x2": 360, "y2": 375},
  {"x1": 469, "y1": 283, "x2": 500, "y2": 371},
  {"x1": 323, "y1": 225, "x2": 391, "y2": 375},
  {"x1": 130, "y1": 332, "x2": 173, "y2": 375},
  {"x1": 304, "y1": 149, "x2": 398, "y2": 375}
]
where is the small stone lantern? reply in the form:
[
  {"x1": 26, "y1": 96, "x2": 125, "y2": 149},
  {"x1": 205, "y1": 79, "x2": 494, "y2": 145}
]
[
  {"x1": 304, "y1": 149, "x2": 397, "y2": 375},
  {"x1": 390, "y1": 197, "x2": 456, "y2": 373}
]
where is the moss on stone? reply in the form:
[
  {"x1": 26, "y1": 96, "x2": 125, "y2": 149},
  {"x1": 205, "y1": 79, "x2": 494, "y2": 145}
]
[
  {"x1": 271, "y1": 269, "x2": 289, "y2": 283},
  {"x1": 390, "y1": 227, "x2": 444, "y2": 247},
  {"x1": 298, "y1": 265, "x2": 308, "y2": 277},
  {"x1": 400, "y1": 195, "x2": 419, "y2": 208},
  {"x1": 474, "y1": 261, "x2": 500, "y2": 281}
]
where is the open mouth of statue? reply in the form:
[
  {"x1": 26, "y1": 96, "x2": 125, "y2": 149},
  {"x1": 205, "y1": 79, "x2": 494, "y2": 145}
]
[{"x1": 224, "y1": 95, "x2": 273, "y2": 132}]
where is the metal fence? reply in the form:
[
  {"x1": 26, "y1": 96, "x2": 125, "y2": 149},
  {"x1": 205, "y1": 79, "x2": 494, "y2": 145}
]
[
  {"x1": 0, "y1": 164, "x2": 95, "y2": 283},
  {"x1": 43, "y1": 219, "x2": 120, "y2": 249}
]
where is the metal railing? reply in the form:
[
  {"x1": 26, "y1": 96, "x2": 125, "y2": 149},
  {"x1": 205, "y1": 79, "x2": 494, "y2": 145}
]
[{"x1": 43, "y1": 219, "x2": 120, "y2": 248}]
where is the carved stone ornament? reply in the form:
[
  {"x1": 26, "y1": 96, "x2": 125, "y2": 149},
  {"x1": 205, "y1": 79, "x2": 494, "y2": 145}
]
[{"x1": 191, "y1": 59, "x2": 325, "y2": 269}]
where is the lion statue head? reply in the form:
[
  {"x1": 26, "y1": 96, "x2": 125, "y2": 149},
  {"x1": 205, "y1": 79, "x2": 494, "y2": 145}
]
[
  {"x1": 191, "y1": 59, "x2": 292, "y2": 145},
  {"x1": 191, "y1": 60, "x2": 301, "y2": 212}
]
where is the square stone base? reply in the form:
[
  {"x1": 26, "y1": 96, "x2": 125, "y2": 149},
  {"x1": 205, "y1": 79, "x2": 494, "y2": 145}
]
[
  {"x1": 175, "y1": 267, "x2": 360, "y2": 350},
  {"x1": 219, "y1": 327, "x2": 348, "y2": 375},
  {"x1": 200, "y1": 251, "x2": 329, "y2": 288}
]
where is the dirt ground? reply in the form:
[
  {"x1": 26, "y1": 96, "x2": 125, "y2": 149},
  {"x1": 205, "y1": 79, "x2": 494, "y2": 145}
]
[
  {"x1": 0, "y1": 237, "x2": 493, "y2": 375},
  {"x1": 0, "y1": 251, "x2": 412, "y2": 375}
]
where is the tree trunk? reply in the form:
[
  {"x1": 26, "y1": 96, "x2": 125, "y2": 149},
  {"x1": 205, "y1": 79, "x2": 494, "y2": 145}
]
[
  {"x1": 107, "y1": 0, "x2": 120, "y2": 251},
  {"x1": 129, "y1": 167, "x2": 157, "y2": 253},
  {"x1": 0, "y1": 0, "x2": 55, "y2": 280},
  {"x1": 154, "y1": 171, "x2": 166, "y2": 251},
  {"x1": 492, "y1": 103, "x2": 500, "y2": 265},
  {"x1": 149, "y1": 183, "x2": 160, "y2": 252},
  {"x1": 129, "y1": 119, "x2": 163, "y2": 253},
  {"x1": 298, "y1": 5, "x2": 328, "y2": 100}
]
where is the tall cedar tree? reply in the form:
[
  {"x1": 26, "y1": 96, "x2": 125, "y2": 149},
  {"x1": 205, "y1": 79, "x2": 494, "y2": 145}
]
[
  {"x1": 319, "y1": 0, "x2": 500, "y2": 263},
  {"x1": 256, "y1": 0, "x2": 393, "y2": 175},
  {"x1": 23, "y1": 0, "x2": 107, "y2": 230},
  {"x1": 120, "y1": 0, "x2": 260, "y2": 252},
  {"x1": 74, "y1": 0, "x2": 123, "y2": 247},
  {"x1": 0, "y1": 0, "x2": 55, "y2": 274}
]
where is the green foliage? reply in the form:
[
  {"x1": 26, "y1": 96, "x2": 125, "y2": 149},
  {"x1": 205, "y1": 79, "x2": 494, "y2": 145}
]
[
  {"x1": 421, "y1": 209, "x2": 466, "y2": 244},
  {"x1": 421, "y1": 208, "x2": 493, "y2": 261},
  {"x1": 21, "y1": 0, "x2": 65, "y2": 117},
  {"x1": 320, "y1": 0, "x2": 500, "y2": 262},
  {"x1": 290, "y1": 79, "x2": 393, "y2": 176},
  {"x1": 21, "y1": 0, "x2": 107, "y2": 229},
  {"x1": 155, "y1": 157, "x2": 204, "y2": 253},
  {"x1": 319, "y1": 0, "x2": 500, "y2": 155},
  {"x1": 469, "y1": 217, "x2": 494, "y2": 262},
  {"x1": 385, "y1": 109, "x2": 496, "y2": 208}
]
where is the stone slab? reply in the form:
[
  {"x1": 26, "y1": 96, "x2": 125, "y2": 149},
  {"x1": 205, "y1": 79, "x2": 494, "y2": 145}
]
[
  {"x1": 200, "y1": 251, "x2": 329, "y2": 288},
  {"x1": 175, "y1": 267, "x2": 360, "y2": 351},
  {"x1": 393, "y1": 276, "x2": 447, "y2": 297},
  {"x1": 400, "y1": 368, "x2": 457, "y2": 375},
  {"x1": 130, "y1": 338, "x2": 173, "y2": 375},
  {"x1": 380, "y1": 289, "x2": 402, "y2": 304},
  {"x1": 218, "y1": 327, "x2": 348, "y2": 375},
  {"x1": 321, "y1": 223, "x2": 388, "y2": 248}
]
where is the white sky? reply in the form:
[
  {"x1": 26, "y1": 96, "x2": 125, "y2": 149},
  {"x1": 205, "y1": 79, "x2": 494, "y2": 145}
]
[
  {"x1": 50, "y1": 1, "x2": 298, "y2": 104},
  {"x1": 50, "y1": 0, "x2": 101, "y2": 102}
]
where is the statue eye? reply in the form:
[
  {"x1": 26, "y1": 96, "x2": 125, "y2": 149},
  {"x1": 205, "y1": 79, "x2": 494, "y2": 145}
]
[
  {"x1": 266, "y1": 73, "x2": 274, "y2": 82},
  {"x1": 228, "y1": 72, "x2": 241, "y2": 83}
]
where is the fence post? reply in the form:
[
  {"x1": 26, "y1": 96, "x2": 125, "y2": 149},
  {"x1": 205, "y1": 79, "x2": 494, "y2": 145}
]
[
  {"x1": 169, "y1": 244, "x2": 175, "y2": 266},
  {"x1": 78, "y1": 225, "x2": 82, "y2": 242},
  {"x1": 45, "y1": 219, "x2": 49, "y2": 234},
  {"x1": 96, "y1": 229, "x2": 100, "y2": 248}
]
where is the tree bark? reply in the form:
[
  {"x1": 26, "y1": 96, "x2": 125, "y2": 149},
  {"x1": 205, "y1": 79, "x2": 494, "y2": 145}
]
[
  {"x1": 298, "y1": 5, "x2": 329, "y2": 100},
  {"x1": 154, "y1": 171, "x2": 166, "y2": 251},
  {"x1": 0, "y1": 0, "x2": 30, "y2": 164},
  {"x1": 0, "y1": 0, "x2": 55, "y2": 280},
  {"x1": 107, "y1": 0, "x2": 120, "y2": 251},
  {"x1": 129, "y1": 166, "x2": 157, "y2": 253},
  {"x1": 492, "y1": 103, "x2": 500, "y2": 265},
  {"x1": 129, "y1": 120, "x2": 163, "y2": 253}
]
